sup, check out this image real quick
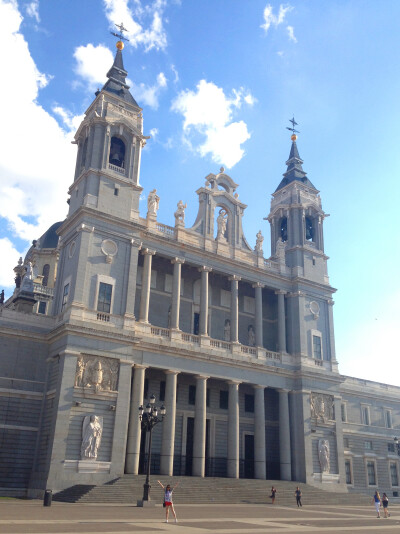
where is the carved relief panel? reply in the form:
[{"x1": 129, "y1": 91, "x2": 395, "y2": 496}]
[
  {"x1": 74, "y1": 355, "x2": 119, "y2": 392},
  {"x1": 310, "y1": 393, "x2": 334, "y2": 423}
]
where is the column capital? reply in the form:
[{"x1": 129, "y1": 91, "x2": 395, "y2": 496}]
[
  {"x1": 164, "y1": 369, "x2": 180, "y2": 376},
  {"x1": 198, "y1": 265, "x2": 212, "y2": 273},
  {"x1": 275, "y1": 289, "x2": 287, "y2": 295},
  {"x1": 253, "y1": 384, "x2": 266, "y2": 390},
  {"x1": 141, "y1": 248, "x2": 156, "y2": 256},
  {"x1": 327, "y1": 299, "x2": 335, "y2": 306},
  {"x1": 277, "y1": 388, "x2": 292, "y2": 394},
  {"x1": 59, "y1": 349, "x2": 81, "y2": 358},
  {"x1": 133, "y1": 363, "x2": 148, "y2": 370},
  {"x1": 171, "y1": 257, "x2": 185, "y2": 265},
  {"x1": 130, "y1": 238, "x2": 142, "y2": 248},
  {"x1": 228, "y1": 275, "x2": 241, "y2": 282},
  {"x1": 76, "y1": 223, "x2": 95, "y2": 233},
  {"x1": 252, "y1": 282, "x2": 265, "y2": 289},
  {"x1": 227, "y1": 379, "x2": 241, "y2": 386},
  {"x1": 195, "y1": 374, "x2": 209, "y2": 381}
]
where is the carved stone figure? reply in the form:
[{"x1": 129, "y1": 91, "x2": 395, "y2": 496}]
[
  {"x1": 224, "y1": 319, "x2": 231, "y2": 341},
  {"x1": 21, "y1": 262, "x2": 34, "y2": 292},
  {"x1": 318, "y1": 439, "x2": 330, "y2": 473},
  {"x1": 174, "y1": 200, "x2": 187, "y2": 224},
  {"x1": 310, "y1": 393, "x2": 334, "y2": 423},
  {"x1": 147, "y1": 189, "x2": 159, "y2": 216},
  {"x1": 255, "y1": 230, "x2": 264, "y2": 253},
  {"x1": 248, "y1": 325, "x2": 255, "y2": 346},
  {"x1": 74, "y1": 356, "x2": 85, "y2": 387},
  {"x1": 216, "y1": 208, "x2": 228, "y2": 241},
  {"x1": 81, "y1": 415, "x2": 103, "y2": 460},
  {"x1": 74, "y1": 355, "x2": 119, "y2": 392}
]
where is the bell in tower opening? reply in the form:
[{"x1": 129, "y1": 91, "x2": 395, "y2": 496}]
[
  {"x1": 280, "y1": 217, "x2": 288, "y2": 242},
  {"x1": 305, "y1": 216, "x2": 314, "y2": 241},
  {"x1": 109, "y1": 137, "x2": 126, "y2": 168}
]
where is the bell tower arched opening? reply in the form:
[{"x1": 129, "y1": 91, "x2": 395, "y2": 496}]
[{"x1": 109, "y1": 137, "x2": 126, "y2": 168}]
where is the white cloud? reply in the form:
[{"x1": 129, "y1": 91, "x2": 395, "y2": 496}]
[
  {"x1": 171, "y1": 80, "x2": 252, "y2": 168},
  {"x1": 132, "y1": 72, "x2": 168, "y2": 109},
  {"x1": 103, "y1": 0, "x2": 167, "y2": 52},
  {"x1": 53, "y1": 106, "x2": 85, "y2": 132},
  {"x1": 0, "y1": 0, "x2": 79, "y2": 287},
  {"x1": 149, "y1": 127, "x2": 158, "y2": 139},
  {"x1": 287, "y1": 25, "x2": 297, "y2": 43},
  {"x1": 0, "y1": 238, "x2": 23, "y2": 291},
  {"x1": 261, "y1": 4, "x2": 292, "y2": 32},
  {"x1": 26, "y1": 0, "x2": 40, "y2": 22},
  {"x1": 73, "y1": 43, "x2": 114, "y2": 90},
  {"x1": 170, "y1": 64, "x2": 179, "y2": 83}
]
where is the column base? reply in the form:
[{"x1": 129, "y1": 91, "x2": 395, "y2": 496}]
[{"x1": 137, "y1": 499, "x2": 157, "y2": 507}]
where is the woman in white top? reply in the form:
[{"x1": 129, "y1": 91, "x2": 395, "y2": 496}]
[{"x1": 157, "y1": 480, "x2": 180, "y2": 523}]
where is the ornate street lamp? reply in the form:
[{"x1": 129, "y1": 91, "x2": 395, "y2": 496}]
[{"x1": 137, "y1": 394, "x2": 166, "y2": 506}]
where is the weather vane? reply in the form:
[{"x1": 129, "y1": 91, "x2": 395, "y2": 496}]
[
  {"x1": 286, "y1": 116, "x2": 300, "y2": 135},
  {"x1": 110, "y1": 22, "x2": 130, "y2": 43}
]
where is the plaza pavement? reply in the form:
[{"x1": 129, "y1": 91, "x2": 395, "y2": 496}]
[{"x1": 0, "y1": 500, "x2": 399, "y2": 534}]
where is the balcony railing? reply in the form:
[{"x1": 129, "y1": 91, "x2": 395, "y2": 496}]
[
  {"x1": 155, "y1": 222, "x2": 175, "y2": 236},
  {"x1": 108, "y1": 163, "x2": 125, "y2": 175}
]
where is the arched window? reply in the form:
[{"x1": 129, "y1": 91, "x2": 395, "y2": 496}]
[
  {"x1": 280, "y1": 217, "x2": 288, "y2": 242},
  {"x1": 109, "y1": 137, "x2": 126, "y2": 168},
  {"x1": 305, "y1": 216, "x2": 314, "y2": 241},
  {"x1": 42, "y1": 264, "x2": 50, "y2": 287}
]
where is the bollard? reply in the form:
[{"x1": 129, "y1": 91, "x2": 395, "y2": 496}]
[{"x1": 43, "y1": 489, "x2": 52, "y2": 507}]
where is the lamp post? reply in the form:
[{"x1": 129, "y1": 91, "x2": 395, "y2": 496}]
[{"x1": 138, "y1": 394, "x2": 166, "y2": 506}]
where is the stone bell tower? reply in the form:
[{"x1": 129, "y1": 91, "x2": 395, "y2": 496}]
[
  {"x1": 267, "y1": 124, "x2": 329, "y2": 285},
  {"x1": 68, "y1": 38, "x2": 148, "y2": 221}
]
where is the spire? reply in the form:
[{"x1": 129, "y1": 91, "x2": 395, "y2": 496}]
[
  {"x1": 101, "y1": 25, "x2": 139, "y2": 107},
  {"x1": 275, "y1": 119, "x2": 316, "y2": 192}
]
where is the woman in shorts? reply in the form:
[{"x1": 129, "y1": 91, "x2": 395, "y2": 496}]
[
  {"x1": 157, "y1": 480, "x2": 180, "y2": 523},
  {"x1": 382, "y1": 493, "x2": 390, "y2": 518}
]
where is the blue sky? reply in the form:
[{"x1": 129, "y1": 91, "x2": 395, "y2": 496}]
[{"x1": 1, "y1": 0, "x2": 399, "y2": 385}]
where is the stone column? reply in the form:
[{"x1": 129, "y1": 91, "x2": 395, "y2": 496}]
[
  {"x1": 199, "y1": 267, "x2": 212, "y2": 336},
  {"x1": 227, "y1": 380, "x2": 240, "y2": 478},
  {"x1": 110, "y1": 362, "x2": 132, "y2": 475},
  {"x1": 125, "y1": 365, "x2": 146, "y2": 474},
  {"x1": 192, "y1": 375, "x2": 208, "y2": 477},
  {"x1": 160, "y1": 371, "x2": 179, "y2": 476},
  {"x1": 229, "y1": 276, "x2": 241, "y2": 343},
  {"x1": 278, "y1": 389, "x2": 292, "y2": 481},
  {"x1": 253, "y1": 283, "x2": 264, "y2": 347},
  {"x1": 170, "y1": 258, "x2": 184, "y2": 330},
  {"x1": 124, "y1": 238, "x2": 142, "y2": 318},
  {"x1": 139, "y1": 248, "x2": 155, "y2": 323},
  {"x1": 275, "y1": 290, "x2": 287, "y2": 353},
  {"x1": 254, "y1": 385, "x2": 266, "y2": 479}
]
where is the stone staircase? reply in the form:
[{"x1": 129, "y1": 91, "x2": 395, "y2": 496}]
[{"x1": 53, "y1": 476, "x2": 371, "y2": 506}]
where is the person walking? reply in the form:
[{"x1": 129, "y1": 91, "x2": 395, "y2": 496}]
[
  {"x1": 295, "y1": 486, "x2": 302, "y2": 507},
  {"x1": 269, "y1": 486, "x2": 277, "y2": 504},
  {"x1": 382, "y1": 492, "x2": 390, "y2": 518},
  {"x1": 157, "y1": 480, "x2": 180, "y2": 523},
  {"x1": 371, "y1": 490, "x2": 381, "y2": 518}
]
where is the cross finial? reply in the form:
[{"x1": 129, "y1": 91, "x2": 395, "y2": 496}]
[
  {"x1": 286, "y1": 116, "x2": 300, "y2": 135},
  {"x1": 110, "y1": 22, "x2": 130, "y2": 43}
]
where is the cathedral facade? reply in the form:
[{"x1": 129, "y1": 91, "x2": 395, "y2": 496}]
[{"x1": 1, "y1": 43, "x2": 400, "y2": 499}]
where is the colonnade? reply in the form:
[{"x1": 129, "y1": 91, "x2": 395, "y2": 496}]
[
  {"x1": 125, "y1": 366, "x2": 292, "y2": 481},
  {"x1": 137, "y1": 249, "x2": 287, "y2": 352}
]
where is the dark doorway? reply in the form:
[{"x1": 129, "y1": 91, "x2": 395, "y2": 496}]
[
  {"x1": 244, "y1": 434, "x2": 255, "y2": 479},
  {"x1": 185, "y1": 417, "x2": 194, "y2": 475},
  {"x1": 193, "y1": 313, "x2": 200, "y2": 335}
]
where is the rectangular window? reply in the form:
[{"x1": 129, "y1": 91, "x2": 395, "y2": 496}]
[
  {"x1": 61, "y1": 283, "x2": 69, "y2": 312},
  {"x1": 312, "y1": 335, "x2": 322, "y2": 360},
  {"x1": 97, "y1": 282, "x2": 112, "y2": 313},
  {"x1": 385, "y1": 410, "x2": 392, "y2": 429},
  {"x1": 367, "y1": 461, "x2": 376, "y2": 485},
  {"x1": 220, "y1": 390, "x2": 228, "y2": 410},
  {"x1": 189, "y1": 385, "x2": 196, "y2": 405},
  {"x1": 159, "y1": 381, "x2": 166, "y2": 402},
  {"x1": 341, "y1": 403, "x2": 347, "y2": 422},
  {"x1": 388, "y1": 443, "x2": 396, "y2": 453},
  {"x1": 362, "y1": 406, "x2": 370, "y2": 426},
  {"x1": 245, "y1": 394, "x2": 255, "y2": 413},
  {"x1": 345, "y1": 460, "x2": 352, "y2": 484},
  {"x1": 364, "y1": 440, "x2": 373, "y2": 450},
  {"x1": 38, "y1": 301, "x2": 47, "y2": 314},
  {"x1": 390, "y1": 462, "x2": 399, "y2": 486}
]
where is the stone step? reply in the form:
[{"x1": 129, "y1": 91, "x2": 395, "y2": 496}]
[{"x1": 53, "y1": 476, "x2": 371, "y2": 505}]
